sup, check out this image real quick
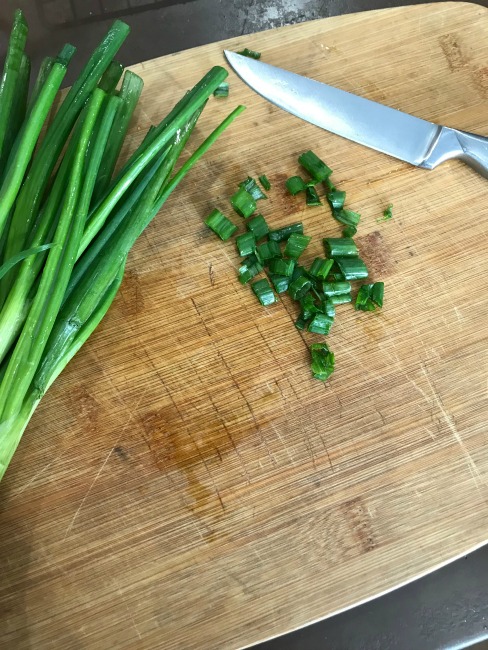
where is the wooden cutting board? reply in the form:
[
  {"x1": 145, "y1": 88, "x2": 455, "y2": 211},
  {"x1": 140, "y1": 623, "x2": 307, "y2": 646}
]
[{"x1": 1, "y1": 3, "x2": 488, "y2": 648}]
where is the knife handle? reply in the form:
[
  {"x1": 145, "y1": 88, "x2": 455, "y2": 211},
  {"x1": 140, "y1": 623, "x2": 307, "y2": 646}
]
[{"x1": 424, "y1": 127, "x2": 488, "y2": 179}]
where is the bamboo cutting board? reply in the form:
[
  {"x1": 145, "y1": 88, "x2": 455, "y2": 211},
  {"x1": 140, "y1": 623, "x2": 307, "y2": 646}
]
[{"x1": 1, "y1": 3, "x2": 488, "y2": 648}]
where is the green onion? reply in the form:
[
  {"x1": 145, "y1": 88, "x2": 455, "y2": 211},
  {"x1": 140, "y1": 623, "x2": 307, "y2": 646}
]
[
  {"x1": 231, "y1": 186, "x2": 256, "y2": 218},
  {"x1": 323, "y1": 237, "x2": 359, "y2": 258},
  {"x1": 291, "y1": 264, "x2": 307, "y2": 282},
  {"x1": 298, "y1": 150, "x2": 332, "y2": 182},
  {"x1": 0, "y1": 244, "x2": 53, "y2": 280},
  {"x1": 251, "y1": 278, "x2": 277, "y2": 306},
  {"x1": 237, "y1": 48, "x2": 261, "y2": 59},
  {"x1": 300, "y1": 292, "x2": 318, "y2": 319},
  {"x1": 268, "y1": 257, "x2": 295, "y2": 277},
  {"x1": 377, "y1": 204, "x2": 393, "y2": 222},
  {"x1": 308, "y1": 258, "x2": 333, "y2": 280},
  {"x1": 295, "y1": 315, "x2": 309, "y2": 330},
  {"x1": 288, "y1": 275, "x2": 312, "y2": 300},
  {"x1": 329, "y1": 293, "x2": 352, "y2": 305},
  {"x1": 205, "y1": 208, "x2": 237, "y2": 241},
  {"x1": 305, "y1": 185, "x2": 322, "y2": 206},
  {"x1": 355, "y1": 281, "x2": 384, "y2": 310},
  {"x1": 372, "y1": 281, "x2": 384, "y2": 307},
  {"x1": 342, "y1": 224, "x2": 357, "y2": 237},
  {"x1": 335, "y1": 257, "x2": 369, "y2": 281},
  {"x1": 269, "y1": 274, "x2": 290, "y2": 294},
  {"x1": 213, "y1": 81, "x2": 229, "y2": 98},
  {"x1": 286, "y1": 175, "x2": 307, "y2": 195},
  {"x1": 239, "y1": 175, "x2": 267, "y2": 201},
  {"x1": 238, "y1": 253, "x2": 263, "y2": 284},
  {"x1": 258, "y1": 174, "x2": 271, "y2": 191},
  {"x1": 246, "y1": 213, "x2": 269, "y2": 240},
  {"x1": 236, "y1": 231, "x2": 255, "y2": 256},
  {"x1": 332, "y1": 207, "x2": 361, "y2": 231},
  {"x1": 268, "y1": 222, "x2": 303, "y2": 242},
  {"x1": 323, "y1": 299, "x2": 336, "y2": 318},
  {"x1": 284, "y1": 233, "x2": 311, "y2": 259},
  {"x1": 256, "y1": 239, "x2": 281, "y2": 261},
  {"x1": 98, "y1": 60, "x2": 124, "y2": 93},
  {"x1": 310, "y1": 342, "x2": 335, "y2": 381},
  {"x1": 308, "y1": 313, "x2": 334, "y2": 335},
  {"x1": 322, "y1": 281, "x2": 351, "y2": 296},
  {"x1": 327, "y1": 189, "x2": 346, "y2": 209}
]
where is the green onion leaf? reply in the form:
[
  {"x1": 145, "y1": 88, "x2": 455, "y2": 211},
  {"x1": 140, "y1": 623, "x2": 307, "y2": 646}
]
[
  {"x1": 342, "y1": 225, "x2": 357, "y2": 238},
  {"x1": 355, "y1": 281, "x2": 384, "y2": 310},
  {"x1": 323, "y1": 237, "x2": 359, "y2": 258},
  {"x1": 256, "y1": 239, "x2": 281, "y2": 261},
  {"x1": 239, "y1": 175, "x2": 267, "y2": 201},
  {"x1": 329, "y1": 293, "x2": 352, "y2": 305},
  {"x1": 308, "y1": 258, "x2": 333, "y2": 280},
  {"x1": 235, "y1": 231, "x2": 256, "y2": 256},
  {"x1": 286, "y1": 175, "x2": 307, "y2": 195},
  {"x1": 284, "y1": 233, "x2": 311, "y2": 260},
  {"x1": 246, "y1": 213, "x2": 269, "y2": 240},
  {"x1": 310, "y1": 342, "x2": 335, "y2": 381},
  {"x1": 306, "y1": 185, "x2": 322, "y2": 206},
  {"x1": 308, "y1": 313, "x2": 334, "y2": 335},
  {"x1": 291, "y1": 264, "x2": 307, "y2": 282},
  {"x1": 251, "y1": 278, "x2": 277, "y2": 306},
  {"x1": 295, "y1": 314, "x2": 309, "y2": 330},
  {"x1": 237, "y1": 48, "x2": 261, "y2": 59},
  {"x1": 335, "y1": 257, "x2": 369, "y2": 281},
  {"x1": 372, "y1": 281, "x2": 384, "y2": 307},
  {"x1": 327, "y1": 189, "x2": 346, "y2": 210},
  {"x1": 323, "y1": 299, "x2": 336, "y2": 318},
  {"x1": 322, "y1": 281, "x2": 351, "y2": 296},
  {"x1": 238, "y1": 253, "x2": 263, "y2": 284},
  {"x1": 298, "y1": 150, "x2": 332, "y2": 182},
  {"x1": 205, "y1": 208, "x2": 237, "y2": 240},
  {"x1": 213, "y1": 81, "x2": 229, "y2": 98},
  {"x1": 269, "y1": 274, "x2": 290, "y2": 294},
  {"x1": 268, "y1": 257, "x2": 295, "y2": 277},
  {"x1": 377, "y1": 204, "x2": 393, "y2": 222},
  {"x1": 258, "y1": 174, "x2": 271, "y2": 191},
  {"x1": 268, "y1": 222, "x2": 303, "y2": 242},
  {"x1": 288, "y1": 275, "x2": 312, "y2": 301},
  {"x1": 300, "y1": 292, "x2": 318, "y2": 320},
  {"x1": 231, "y1": 186, "x2": 256, "y2": 218},
  {"x1": 0, "y1": 244, "x2": 53, "y2": 280}
]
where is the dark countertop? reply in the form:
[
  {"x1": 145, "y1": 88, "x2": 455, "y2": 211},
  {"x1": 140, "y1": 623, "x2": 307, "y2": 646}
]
[{"x1": 1, "y1": 1, "x2": 487, "y2": 648}]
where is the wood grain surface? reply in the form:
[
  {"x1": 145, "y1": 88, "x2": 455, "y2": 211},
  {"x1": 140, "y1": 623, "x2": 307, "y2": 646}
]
[{"x1": 1, "y1": 3, "x2": 488, "y2": 648}]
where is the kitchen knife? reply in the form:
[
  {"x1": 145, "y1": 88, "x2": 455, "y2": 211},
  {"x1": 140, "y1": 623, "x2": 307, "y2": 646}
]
[{"x1": 224, "y1": 51, "x2": 488, "y2": 179}]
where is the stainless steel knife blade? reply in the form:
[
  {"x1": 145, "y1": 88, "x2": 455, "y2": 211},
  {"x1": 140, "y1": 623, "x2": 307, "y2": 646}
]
[{"x1": 224, "y1": 51, "x2": 488, "y2": 178}]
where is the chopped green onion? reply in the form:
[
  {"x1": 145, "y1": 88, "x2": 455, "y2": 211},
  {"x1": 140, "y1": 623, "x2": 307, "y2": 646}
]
[
  {"x1": 306, "y1": 185, "x2": 322, "y2": 206},
  {"x1": 205, "y1": 208, "x2": 237, "y2": 241},
  {"x1": 236, "y1": 231, "x2": 255, "y2": 256},
  {"x1": 309, "y1": 258, "x2": 333, "y2": 280},
  {"x1": 322, "y1": 281, "x2": 352, "y2": 296},
  {"x1": 308, "y1": 313, "x2": 334, "y2": 335},
  {"x1": 329, "y1": 293, "x2": 352, "y2": 305},
  {"x1": 286, "y1": 175, "x2": 308, "y2": 195},
  {"x1": 327, "y1": 189, "x2": 346, "y2": 209},
  {"x1": 298, "y1": 150, "x2": 332, "y2": 182},
  {"x1": 268, "y1": 222, "x2": 303, "y2": 242},
  {"x1": 231, "y1": 186, "x2": 256, "y2": 218},
  {"x1": 323, "y1": 299, "x2": 336, "y2": 318},
  {"x1": 310, "y1": 342, "x2": 335, "y2": 381},
  {"x1": 335, "y1": 257, "x2": 369, "y2": 281},
  {"x1": 295, "y1": 314, "x2": 309, "y2": 330},
  {"x1": 284, "y1": 233, "x2": 311, "y2": 260},
  {"x1": 355, "y1": 281, "x2": 384, "y2": 310},
  {"x1": 238, "y1": 253, "x2": 263, "y2": 284},
  {"x1": 372, "y1": 281, "x2": 384, "y2": 308},
  {"x1": 342, "y1": 224, "x2": 357, "y2": 237},
  {"x1": 323, "y1": 237, "x2": 359, "y2": 258},
  {"x1": 300, "y1": 292, "x2": 318, "y2": 320},
  {"x1": 268, "y1": 257, "x2": 295, "y2": 277},
  {"x1": 239, "y1": 175, "x2": 267, "y2": 201},
  {"x1": 258, "y1": 174, "x2": 271, "y2": 191},
  {"x1": 237, "y1": 48, "x2": 261, "y2": 59},
  {"x1": 246, "y1": 213, "x2": 269, "y2": 240},
  {"x1": 256, "y1": 239, "x2": 281, "y2": 261},
  {"x1": 291, "y1": 264, "x2": 307, "y2": 282},
  {"x1": 213, "y1": 82, "x2": 229, "y2": 98},
  {"x1": 333, "y1": 207, "x2": 361, "y2": 229},
  {"x1": 251, "y1": 278, "x2": 277, "y2": 306},
  {"x1": 377, "y1": 204, "x2": 393, "y2": 222},
  {"x1": 269, "y1": 274, "x2": 290, "y2": 294},
  {"x1": 288, "y1": 275, "x2": 312, "y2": 300}
]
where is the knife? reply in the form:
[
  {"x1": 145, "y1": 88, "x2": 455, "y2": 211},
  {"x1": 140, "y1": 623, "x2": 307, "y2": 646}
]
[{"x1": 224, "y1": 51, "x2": 488, "y2": 179}]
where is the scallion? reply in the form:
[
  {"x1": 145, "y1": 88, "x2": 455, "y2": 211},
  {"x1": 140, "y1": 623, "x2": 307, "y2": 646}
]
[
  {"x1": 205, "y1": 208, "x2": 237, "y2": 241},
  {"x1": 235, "y1": 231, "x2": 256, "y2": 256},
  {"x1": 213, "y1": 81, "x2": 229, "y2": 98},
  {"x1": 288, "y1": 275, "x2": 312, "y2": 301},
  {"x1": 323, "y1": 237, "x2": 359, "y2": 258},
  {"x1": 310, "y1": 342, "x2": 335, "y2": 381},
  {"x1": 231, "y1": 186, "x2": 256, "y2": 218},
  {"x1": 269, "y1": 274, "x2": 290, "y2": 294},
  {"x1": 238, "y1": 253, "x2": 263, "y2": 284},
  {"x1": 327, "y1": 189, "x2": 346, "y2": 209},
  {"x1": 298, "y1": 150, "x2": 332, "y2": 182},
  {"x1": 251, "y1": 278, "x2": 277, "y2": 306},
  {"x1": 246, "y1": 213, "x2": 269, "y2": 240},
  {"x1": 306, "y1": 185, "x2": 322, "y2": 206},
  {"x1": 308, "y1": 313, "x2": 334, "y2": 335},
  {"x1": 256, "y1": 239, "x2": 281, "y2": 261},
  {"x1": 268, "y1": 222, "x2": 303, "y2": 242},
  {"x1": 258, "y1": 174, "x2": 271, "y2": 191},
  {"x1": 335, "y1": 257, "x2": 369, "y2": 281},
  {"x1": 329, "y1": 293, "x2": 352, "y2": 306},
  {"x1": 268, "y1": 257, "x2": 295, "y2": 277},
  {"x1": 239, "y1": 175, "x2": 267, "y2": 201},
  {"x1": 286, "y1": 175, "x2": 308, "y2": 195},
  {"x1": 322, "y1": 281, "x2": 352, "y2": 296},
  {"x1": 308, "y1": 258, "x2": 333, "y2": 280},
  {"x1": 237, "y1": 48, "x2": 261, "y2": 59},
  {"x1": 284, "y1": 233, "x2": 311, "y2": 260}
]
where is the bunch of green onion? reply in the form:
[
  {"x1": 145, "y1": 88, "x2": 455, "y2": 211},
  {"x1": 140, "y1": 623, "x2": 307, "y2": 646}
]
[{"x1": 0, "y1": 9, "x2": 243, "y2": 480}]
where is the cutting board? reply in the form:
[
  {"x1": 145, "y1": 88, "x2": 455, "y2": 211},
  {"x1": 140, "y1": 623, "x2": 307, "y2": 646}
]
[{"x1": 1, "y1": 3, "x2": 487, "y2": 648}]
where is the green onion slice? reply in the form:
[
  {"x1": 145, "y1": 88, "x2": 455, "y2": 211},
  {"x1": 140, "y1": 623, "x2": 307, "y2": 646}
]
[
  {"x1": 205, "y1": 208, "x2": 237, "y2": 241},
  {"x1": 251, "y1": 278, "x2": 277, "y2": 306},
  {"x1": 284, "y1": 233, "x2": 311, "y2": 260},
  {"x1": 298, "y1": 150, "x2": 332, "y2": 182},
  {"x1": 268, "y1": 222, "x2": 303, "y2": 242},
  {"x1": 231, "y1": 186, "x2": 256, "y2": 218}
]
